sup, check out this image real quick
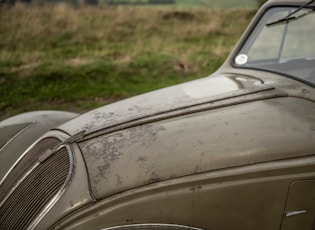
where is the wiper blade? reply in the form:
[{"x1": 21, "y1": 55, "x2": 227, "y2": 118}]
[
  {"x1": 267, "y1": 9, "x2": 315, "y2": 26},
  {"x1": 266, "y1": 0, "x2": 315, "y2": 27}
]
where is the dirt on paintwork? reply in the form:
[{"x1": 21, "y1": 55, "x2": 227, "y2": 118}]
[{"x1": 78, "y1": 123, "x2": 166, "y2": 197}]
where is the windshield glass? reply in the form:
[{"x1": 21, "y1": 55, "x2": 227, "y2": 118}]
[{"x1": 234, "y1": 6, "x2": 315, "y2": 86}]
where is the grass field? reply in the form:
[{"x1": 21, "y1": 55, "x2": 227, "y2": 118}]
[
  {"x1": 159, "y1": 0, "x2": 257, "y2": 9},
  {"x1": 177, "y1": 0, "x2": 257, "y2": 9},
  {"x1": 102, "y1": 0, "x2": 258, "y2": 8},
  {"x1": 0, "y1": 3, "x2": 256, "y2": 120}
]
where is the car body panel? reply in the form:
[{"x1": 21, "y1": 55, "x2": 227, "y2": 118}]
[
  {"x1": 53, "y1": 155, "x2": 315, "y2": 230},
  {"x1": 281, "y1": 179, "x2": 315, "y2": 230},
  {"x1": 0, "y1": 111, "x2": 78, "y2": 182},
  {"x1": 0, "y1": 122, "x2": 32, "y2": 149},
  {"x1": 1, "y1": 0, "x2": 315, "y2": 229},
  {"x1": 77, "y1": 96, "x2": 315, "y2": 199},
  {"x1": 31, "y1": 140, "x2": 95, "y2": 230},
  {"x1": 57, "y1": 74, "x2": 265, "y2": 135}
]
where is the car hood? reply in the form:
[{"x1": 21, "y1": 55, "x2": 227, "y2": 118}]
[
  {"x1": 56, "y1": 74, "x2": 315, "y2": 200},
  {"x1": 58, "y1": 74, "x2": 272, "y2": 136}
]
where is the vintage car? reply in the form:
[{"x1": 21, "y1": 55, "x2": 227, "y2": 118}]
[{"x1": 0, "y1": 0, "x2": 314, "y2": 229}]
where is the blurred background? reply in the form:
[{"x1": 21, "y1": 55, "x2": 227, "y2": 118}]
[{"x1": 0, "y1": 0, "x2": 268, "y2": 120}]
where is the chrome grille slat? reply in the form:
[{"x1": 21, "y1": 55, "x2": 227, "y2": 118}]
[
  {"x1": 0, "y1": 138, "x2": 59, "y2": 201},
  {"x1": 0, "y1": 138, "x2": 71, "y2": 230}
]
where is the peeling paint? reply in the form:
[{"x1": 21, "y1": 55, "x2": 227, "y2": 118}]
[
  {"x1": 76, "y1": 98, "x2": 315, "y2": 200},
  {"x1": 79, "y1": 124, "x2": 166, "y2": 198}
]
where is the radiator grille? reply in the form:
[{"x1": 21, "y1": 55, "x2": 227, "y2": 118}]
[{"x1": 0, "y1": 138, "x2": 71, "y2": 229}]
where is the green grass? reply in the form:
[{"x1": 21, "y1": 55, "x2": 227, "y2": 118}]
[{"x1": 0, "y1": 4, "x2": 256, "y2": 120}]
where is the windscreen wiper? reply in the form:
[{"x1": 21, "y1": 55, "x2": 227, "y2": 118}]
[{"x1": 266, "y1": 0, "x2": 315, "y2": 26}]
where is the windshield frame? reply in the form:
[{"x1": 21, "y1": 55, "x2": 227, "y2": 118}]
[{"x1": 231, "y1": 3, "x2": 315, "y2": 88}]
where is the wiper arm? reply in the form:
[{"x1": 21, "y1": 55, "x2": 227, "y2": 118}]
[
  {"x1": 267, "y1": 9, "x2": 315, "y2": 26},
  {"x1": 266, "y1": 0, "x2": 315, "y2": 27}
]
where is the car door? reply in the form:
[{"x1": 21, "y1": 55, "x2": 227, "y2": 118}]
[{"x1": 281, "y1": 180, "x2": 315, "y2": 230}]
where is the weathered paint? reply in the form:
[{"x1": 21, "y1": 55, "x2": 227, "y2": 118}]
[
  {"x1": 78, "y1": 97, "x2": 315, "y2": 199},
  {"x1": 0, "y1": 111, "x2": 78, "y2": 182},
  {"x1": 54, "y1": 155, "x2": 315, "y2": 230},
  {"x1": 58, "y1": 74, "x2": 264, "y2": 135},
  {"x1": 1, "y1": 1, "x2": 315, "y2": 229}
]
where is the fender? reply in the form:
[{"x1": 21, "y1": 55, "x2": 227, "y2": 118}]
[{"x1": 0, "y1": 110, "x2": 78, "y2": 182}]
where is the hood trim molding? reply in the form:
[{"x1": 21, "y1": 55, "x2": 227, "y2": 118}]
[{"x1": 79, "y1": 86, "x2": 286, "y2": 142}]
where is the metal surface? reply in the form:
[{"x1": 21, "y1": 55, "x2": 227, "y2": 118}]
[
  {"x1": 57, "y1": 75, "x2": 264, "y2": 136},
  {"x1": 281, "y1": 180, "x2": 315, "y2": 230},
  {"x1": 78, "y1": 97, "x2": 315, "y2": 199},
  {"x1": 102, "y1": 224, "x2": 204, "y2": 230},
  {"x1": 33, "y1": 133, "x2": 95, "y2": 230},
  {"x1": 1, "y1": 1, "x2": 315, "y2": 229},
  {"x1": 0, "y1": 111, "x2": 78, "y2": 183},
  {"x1": 285, "y1": 210, "x2": 307, "y2": 217},
  {"x1": 0, "y1": 138, "x2": 71, "y2": 229},
  {"x1": 55, "y1": 155, "x2": 315, "y2": 230},
  {"x1": 0, "y1": 122, "x2": 34, "y2": 150},
  {"x1": 79, "y1": 85, "x2": 286, "y2": 141},
  {"x1": 0, "y1": 138, "x2": 60, "y2": 203},
  {"x1": 27, "y1": 144, "x2": 75, "y2": 230}
]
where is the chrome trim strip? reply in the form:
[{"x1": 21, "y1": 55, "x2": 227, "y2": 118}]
[
  {"x1": 102, "y1": 224, "x2": 204, "y2": 230},
  {"x1": 0, "y1": 161, "x2": 39, "y2": 208},
  {"x1": 27, "y1": 144, "x2": 75, "y2": 230},
  {"x1": 38, "y1": 145, "x2": 65, "y2": 163},
  {"x1": 285, "y1": 210, "x2": 307, "y2": 217},
  {"x1": 81, "y1": 87, "x2": 287, "y2": 141},
  {"x1": 0, "y1": 131, "x2": 67, "y2": 186},
  {"x1": 0, "y1": 121, "x2": 35, "y2": 152},
  {"x1": 81, "y1": 85, "x2": 276, "y2": 138}
]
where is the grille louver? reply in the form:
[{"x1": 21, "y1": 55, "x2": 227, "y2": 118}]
[{"x1": 0, "y1": 138, "x2": 71, "y2": 229}]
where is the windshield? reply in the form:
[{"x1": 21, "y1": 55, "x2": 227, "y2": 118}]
[{"x1": 234, "y1": 6, "x2": 315, "y2": 86}]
